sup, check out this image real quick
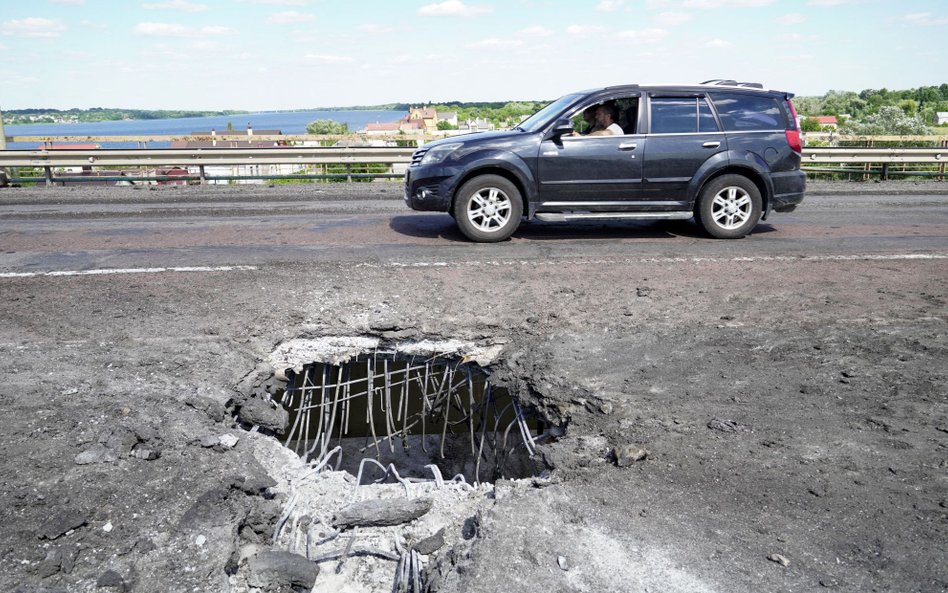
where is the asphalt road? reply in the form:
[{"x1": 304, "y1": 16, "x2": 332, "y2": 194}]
[
  {"x1": 1, "y1": 181, "x2": 947, "y2": 593},
  {"x1": 1, "y1": 181, "x2": 947, "y2": 274}
]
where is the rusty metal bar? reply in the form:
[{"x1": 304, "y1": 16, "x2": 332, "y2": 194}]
[{"x1": 278, "y1": 356, "x2": 540, "y2": 482}]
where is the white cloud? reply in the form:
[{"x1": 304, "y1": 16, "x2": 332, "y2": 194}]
[
  {"x1": 359, "y1": 23, "x2": 394, "y2": 33},
  {"x1": 776, "y1": 13, "x2": 805, "y2": 25},
  {"x1": 1, "y1": 17, "x2": 68, "y2": 38},
  {"x1": 683, "y1": 0, "x2": 774, "y2": 7},
  {"x1": 134, "y1": 22, "x2": 237, "y2": 37},
  {"x1": 468, "y1": 38, "x2": 523, "y2": 49},
  {"x1": 192, "y1": 40, "x2": 230, "y2": 52},
  {"x1": 655, "y1": 11, "x2": 692, "y2": 26},
  {"x1": 418, "y1": 0, "x2": 493, "y2": 17},
  {"x1": 251, "y1": 0, "x2": 312, "y2": 5},
  {"x1": 268, "y1": 11, "x2": 315, "y2": 24},
  {"x1": 519, "y1": 25, "x2": 553, "y2": 37},
  {"x1": 63, "y1": 49, "x2": 95, "y2": 59},
  {"x1": 705, "y1": 38, "x2": 733, "y2": 47},
  {"x1": 777, "y1": 33, "x2": 819, "y2": 43},
  {"x1": 304, "y1": 54, "x2": 354, "y2": 64},
  {"x1": 566, "y1": 25, "x2": 607, "y2": 36},
  {"x1": 202, "y1": 25, "x2": 237, "y2": 35},
  {"x1": 902, "y1": 12, "x2": 948, "y2": 25},
  {"x1": 141, "y1": 0, "x2": 208, "y2": 11},
  {"x1": 617, "y1": 28, "x2": 669, "y2": 43},
  {"x1": 595, "y1": 0, "x2": 624, "y2": 11}
]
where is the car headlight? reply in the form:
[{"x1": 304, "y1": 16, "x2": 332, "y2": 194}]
[{"x1": 420, "y1": 143, "x2": 462, "y2": 166}]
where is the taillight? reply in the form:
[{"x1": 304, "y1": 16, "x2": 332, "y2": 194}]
[
  {"x1": 785, "y1": 129, "x2": 802, "y2": 153},
  {"x1": 785, "y1": 98, "x2": 802, "y2": 154}
]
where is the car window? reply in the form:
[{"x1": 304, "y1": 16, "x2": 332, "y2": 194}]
[
  {"x1": 699, "y1": 100, "x2": 719, "y2": 133},
  {"x1": 649, "y1": 97, "x2": 719, "y2": 134},
  {"x1": 709, "y1": 92, "x2": 785, "y2": 131},
  {"x1": 517, "y1": 94, "x2": 584, "y2": 133},
  {"x1": 566, "y1": 96, "x2": 639, "y2": 136}
]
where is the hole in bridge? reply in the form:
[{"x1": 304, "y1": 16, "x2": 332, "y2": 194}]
[{"x1": 273, "y1": 353, "x2": 547, "y2": 483}]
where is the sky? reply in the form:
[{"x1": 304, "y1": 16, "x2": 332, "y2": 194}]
[{"x1": 1, "y1": 0, "x2": 946, "y2": 111}]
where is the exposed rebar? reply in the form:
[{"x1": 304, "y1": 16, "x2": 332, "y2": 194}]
[{"x1": 277, "y1": 355, "x2": 541, "y2": 483}]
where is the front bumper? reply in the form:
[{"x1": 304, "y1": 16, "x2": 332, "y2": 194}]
[{"x1": 403, "y1": 166, "x2": 455, "y2": 212}]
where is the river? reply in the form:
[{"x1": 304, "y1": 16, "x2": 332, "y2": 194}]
[{"x1": 2, "y1": 110, "x2": 402, "y2": 149}]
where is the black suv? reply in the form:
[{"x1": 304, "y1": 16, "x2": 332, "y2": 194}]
[{"x1": 404, "y1": 81, "x2": 805, "y2": 242}]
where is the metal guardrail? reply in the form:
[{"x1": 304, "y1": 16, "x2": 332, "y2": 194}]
[
  {"x1": 0, "y1": 147, "x2": 416, "y2": 185},
  {"x1": 801, "y1": 147, "x2": 947, "y2": 180},
  {"x1": 1, "y1": 145, "x2": 946, "y2": 185}
]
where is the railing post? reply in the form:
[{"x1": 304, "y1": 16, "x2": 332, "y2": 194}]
[
  {"x1": 44, "y1": 166, "x2": 54, "y2": 186},
  {"x1": 0, "y1": 107, "x2": 11, "y2": 185},
  {"x1": 199, "y1": 165, "x2": 207, "y2": 185},
  {"x1": 346, "y1": 163, "x2": 352, "y2": 183},
  {"x1": 881, "y1": 162, "x2": 889, "y2": 181}
]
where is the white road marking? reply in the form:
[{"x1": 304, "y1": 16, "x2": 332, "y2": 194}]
[
  {"x1": 2, "y1": 253, "x2": 945, "y2": 279},
  {"x1": 0, "y1": 265, "x2": 258, "y2": 278},
  {"x1": 359, "y1": 253, "x2": 948, "y2": 269}
]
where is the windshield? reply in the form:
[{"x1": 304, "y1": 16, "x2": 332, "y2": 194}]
[{"x1": 516, "y1": 93, "x2": 584, "y2": 133}]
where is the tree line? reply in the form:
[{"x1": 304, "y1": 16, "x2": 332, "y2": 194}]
[
  {"x1": 3, "y1": 108, "x2": 248, "y2": 125},
  {"x1": 796, "y1": 84, "x2": 948, "y2": 135}
]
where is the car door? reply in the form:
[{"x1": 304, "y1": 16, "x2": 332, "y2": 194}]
[
  {"x1": 641, "y1": 94, "x2": 726, "y2": 203},
  {"x1": 535, "y1": 98, "x2": 643, "y2": 210}
]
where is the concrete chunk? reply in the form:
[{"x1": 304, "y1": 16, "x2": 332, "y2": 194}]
[
  {"x1": 332, "y1": 498, "x2": 432, "y2": 529},
  {"x1": 246, "y1": 550, "x2": 319, "y2": 589}
]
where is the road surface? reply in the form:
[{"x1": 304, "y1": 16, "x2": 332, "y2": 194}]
[{"x1": 0, "y1": 182, "x2": 945, "y2": 593}]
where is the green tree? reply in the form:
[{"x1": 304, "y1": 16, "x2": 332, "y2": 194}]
[
  {"x1": 800, "y1": 117, "x2": 823, "y2": 132},
  {"x1": 436, "y1": 120, "x2": 457, "y2": 130},
  {"x1": 306, "y1": 119, "x2": 349, "y2": 135},
  {"x1": 841, "y1": 105, "x2": 932, "y2": 135},
  {"x1": 897, "y1": 99, "x2": 918, "y2": 117}
]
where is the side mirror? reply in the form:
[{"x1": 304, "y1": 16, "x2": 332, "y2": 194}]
[{"x1": 549, "y1": 118, "x2": 574, "y2": 139}]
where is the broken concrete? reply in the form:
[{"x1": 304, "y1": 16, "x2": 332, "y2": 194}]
[
  {"x1": 332, "y1": 498, "x2": 433, "y2": 529},
  {"x1": 0, "y1": 183, "x2": 946, "y2": 593}
]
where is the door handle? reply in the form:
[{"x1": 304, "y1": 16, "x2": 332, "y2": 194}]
[
  {"x1": 702, "y1": 141, "x2": 721, "y2": 148},
  {"x1": 618, "y1": 142, "x2": 638, "y2": 150}
]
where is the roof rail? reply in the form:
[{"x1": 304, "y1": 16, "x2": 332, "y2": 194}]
[{"x1": 701, "y1": 79, "x2": 764, "y2": 89}]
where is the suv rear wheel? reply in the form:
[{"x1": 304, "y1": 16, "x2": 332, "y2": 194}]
[
  {"x1": 696, "y1": 174, "x2": 762, "y2": 239},
  {"x1": 452, "y1": 175, "x2": 523, "y2": 242}
]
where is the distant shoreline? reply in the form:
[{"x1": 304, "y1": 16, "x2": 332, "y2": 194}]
[{"x1": 1, "y1": 106, "x2": 409, "y2": 127}]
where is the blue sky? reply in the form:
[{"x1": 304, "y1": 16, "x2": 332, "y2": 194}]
[{"x1": 1, "y1": 0, "x2": 946, "y2": 110}]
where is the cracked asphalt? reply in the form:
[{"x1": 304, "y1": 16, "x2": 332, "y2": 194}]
[{"x1": 0, "y1": 180, "x2": 945, "y2": 593}]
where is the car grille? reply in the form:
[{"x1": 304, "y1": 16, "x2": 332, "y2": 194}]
[{"x1": 410, "y1": 148, "x2": 428, "y2": 166}]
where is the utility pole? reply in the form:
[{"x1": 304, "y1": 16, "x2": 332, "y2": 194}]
[
  {"x1": 0, "y1": 107, "x2": 6, "y2": 149},
  {"x1": 0, "y1": 108, "x2": 9, "y2": 186}
]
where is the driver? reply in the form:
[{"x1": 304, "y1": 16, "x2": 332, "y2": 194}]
[{"x1": 588, "y1": 103, "x2": 623, "y2": 136}]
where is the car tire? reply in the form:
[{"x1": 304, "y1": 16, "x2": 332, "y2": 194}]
[
  {"x1": 452, "y1": 175, "x2": 523, "y2": 243},
  {"x1": 696, "y1": 174, "x2": 762, "y2": 239}
]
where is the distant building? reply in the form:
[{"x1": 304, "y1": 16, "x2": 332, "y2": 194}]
[
  {"x1": 363, "y1": 122, "x2": 403, "y2": 135},
  {"x1": 406, "y1": 107, "x2": 439, "y2": 132},
  {"x1": 170, "y1": 124, "x2": 294, "y2": 184},
  {"x1": 813, "y1": 116, "x2": 838, "y2": 129},
  {"x1": 459, "y1": 118, "x2": 494, "y2": 133},
  {"x1": 438, "y1": 111, "x2": 459, "y2": 127},
  {"x1": 37, "y1": 143, "x2": 100, "y2": 150},
  {"x1": 936, "y1": 112, "x2": 948, "y2": 126},
  {"x1": 359, "y1": 107, "x2": 465, "y2": 135},
  {"x1": 170, "y1": 124, "x2": 286, "y2": 149}
]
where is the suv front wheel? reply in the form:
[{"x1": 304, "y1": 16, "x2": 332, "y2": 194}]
[
  {"x1": 696, "y1": 175, "x2": 762, "y2": 239},
  {"x1": 452, "y1": 175, "x2": 523, "y2": 242}
]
